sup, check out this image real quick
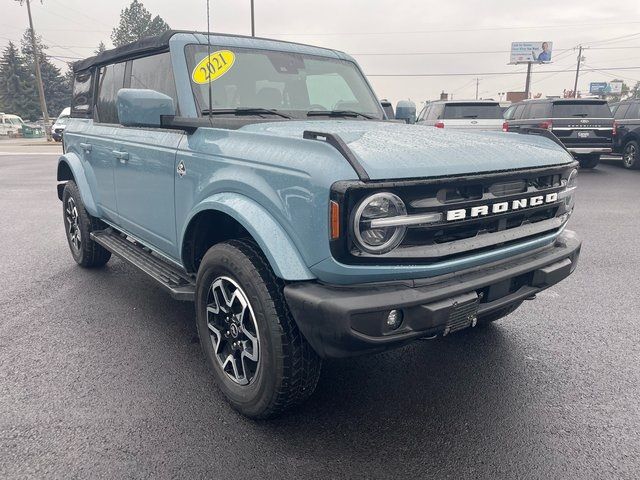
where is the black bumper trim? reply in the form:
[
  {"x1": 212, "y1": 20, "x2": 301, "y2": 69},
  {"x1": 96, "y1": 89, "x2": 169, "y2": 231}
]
[{"x1": 284, "y1": 230, "x2": 581, "y2": 358}]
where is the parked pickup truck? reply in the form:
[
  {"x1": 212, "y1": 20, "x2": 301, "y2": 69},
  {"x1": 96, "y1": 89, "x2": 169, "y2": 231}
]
[{"x1": 58, "y1": 31, "x2": 581, "y2": 418}]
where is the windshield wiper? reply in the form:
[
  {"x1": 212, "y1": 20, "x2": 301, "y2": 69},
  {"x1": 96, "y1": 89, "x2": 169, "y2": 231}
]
[
  {"x1": 571, "y1": 113, "x2": 589, "y2": 117},
  {"x1": 307, "y1": 110, "x2": 375, "y2": 119},
  {"x1": 463, "y1": 115, "x2": 479, "y2": 118},
  {"x1": 201, "y1": 108, "x2": 292, "y2": 119}
]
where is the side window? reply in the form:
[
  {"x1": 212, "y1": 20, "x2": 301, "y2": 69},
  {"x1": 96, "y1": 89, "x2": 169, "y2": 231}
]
[
  {"x1": 528, "y1": 103, "x2": 550, "y2": 119},
  {"x1": 71, "y1": 70, "x2": 94, "y2": 118},
  {"x1": 429, "y1": 104, "x2": 444, "y2": 120},
  {"x1": 513, "y1": 104, "x2": 526, "y2": 119},
  {"x1": 95, "y1": 62, "x2": 126, "y2": 124},
  {"x1": 129, "y1": 52, "x2": 178, "y2": 111},
  {"x1": 626, "y1": 103, "x2": 640, "y2": 119},
  {"x1": 503, "y1": 105, "x2": 516, "y2": 120},
  {"x1": 614, "y1": 104, "x2": 629, "y2": 119}
]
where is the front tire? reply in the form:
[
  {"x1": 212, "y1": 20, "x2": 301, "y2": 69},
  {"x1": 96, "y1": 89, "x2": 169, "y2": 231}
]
[
  {"x1": 578, "y1": 154, "x2": 600, "y2": 169},
  {"x1": 62, "y1": 181, "x2": 111, "y2": 268},
  {"x1": 195, "y1": 240, "x2": 321, "y2": 419},
  {"x1": 622, "y1": 140, "x2": 640, "y2": 169}
]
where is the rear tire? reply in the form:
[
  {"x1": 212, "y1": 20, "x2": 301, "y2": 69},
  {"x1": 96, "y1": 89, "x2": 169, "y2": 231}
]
[
  {"x1": 62, "y1": 181, "x2": 111, "y2": 268},
  {"x1": 577, "y1": 154, "x2": 600, "y2": 169},
  {"x1": 622, "y1": 140, "x2": 640, "y2": 169},
  {"x1": 195, "y1": 239, "x2": 321, "y2": 419},
  {"x1": 476, "y1": 301, "x2": 523, "y2": 325}
]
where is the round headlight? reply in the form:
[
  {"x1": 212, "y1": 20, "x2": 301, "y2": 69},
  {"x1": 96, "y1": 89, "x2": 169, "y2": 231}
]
[
  {"x1": 352, "y1": 192, "x2": 407, "y2": 254},
  {"x1": 567, "y1": 168, "x2": 578, "y2": 188}
]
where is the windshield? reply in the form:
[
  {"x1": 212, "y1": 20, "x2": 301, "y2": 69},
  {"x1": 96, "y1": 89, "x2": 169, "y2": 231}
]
[
  {"x1": 552, "y1": 101, "x2": 612, "y2": 118},
  {"x1": 443, "y1": 103, "x2": 503, "y2": 119},
  {"x1": 185, "y1": 45, "x2": 383, "y2": 119},
  {"x1": 8, "y1": 117, "x2": 24, "y2": 125}
]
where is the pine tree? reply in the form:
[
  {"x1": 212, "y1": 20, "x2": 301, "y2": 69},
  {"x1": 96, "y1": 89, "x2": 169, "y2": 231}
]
[
  {"x1": 95, "y1": 42, "x2": 107, "y2": 55},
  {"x1": 0, "y1": 41, "x2": 39, "y2": 119},
  {"x1": 21, "y1": 30, "x2": 71, "y2": 118},
  {"x1": 111, "y1": 0, "x2": 170, "y2": 47}
]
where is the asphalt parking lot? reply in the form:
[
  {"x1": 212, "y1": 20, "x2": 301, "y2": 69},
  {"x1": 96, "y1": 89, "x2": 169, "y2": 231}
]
[{"x1": 1, "y1": 149, "x2": 639, "y2": 479}]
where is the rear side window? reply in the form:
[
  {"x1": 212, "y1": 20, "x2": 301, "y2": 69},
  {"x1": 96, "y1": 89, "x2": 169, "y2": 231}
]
[
  {"x1": 129, "y1": 52, "x2": 178, "y2": 110},
  {"x1": 513, "y1": 104, "x2": 526, "y2": 119},
  {"x1": 614, "y1": 104, "x2": 629, "y2": 119},
  {"x1": 528, "y1": 103, "x2": 551, "y2": 119},
  {"x1": 428, "y1": 104, "x2": 444, "y2": 120},
  {"x1": 552, "y1": 101, "x2": 612, "y2": 118},
  {"x1": 71, "y1": 70, "x2": 94, "y2": 118},
  {"x1": 503, "y1": 105, "x2": 516, "y2": 120},
  {"x1": 442, "y1": 103, "x2": 503, "y2": 119},
  {"x1": 95, "y1": 62, "x2": 126, "y2": 124},
  {"x1": 626, "y1": 102, "x2": 640, "y2": 119}
]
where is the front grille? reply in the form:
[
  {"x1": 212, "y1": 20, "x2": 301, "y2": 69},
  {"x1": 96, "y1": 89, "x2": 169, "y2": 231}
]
[{"x1": 331, "y1": 163, "x2": 576, "y2": 265}]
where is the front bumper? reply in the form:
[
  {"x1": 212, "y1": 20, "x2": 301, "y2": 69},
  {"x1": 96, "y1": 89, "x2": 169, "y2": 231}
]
[{"x1": 285, "y1": 230, "x2": 581, "y2": 358}]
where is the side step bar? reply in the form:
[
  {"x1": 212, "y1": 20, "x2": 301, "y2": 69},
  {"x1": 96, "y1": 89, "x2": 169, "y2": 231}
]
[{"x1": 91, "y1": 229, "x2": 195, "y2": 301}]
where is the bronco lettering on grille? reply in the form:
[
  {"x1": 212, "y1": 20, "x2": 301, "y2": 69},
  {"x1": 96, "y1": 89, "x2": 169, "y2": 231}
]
[{"x1": 446, "y1": 192, "x2": 558, "y2": 221}]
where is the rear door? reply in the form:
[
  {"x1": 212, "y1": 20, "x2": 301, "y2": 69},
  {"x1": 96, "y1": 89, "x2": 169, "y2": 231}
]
[
  {"x1": 112, "y1": 52, "x2": 183, "y2": 258},
  {"x1": 440, "y1": 102, "x2": 504, "y2": 130},
  {"x1": 550, "y1": 100, "x2": 614, "y2": 151}
]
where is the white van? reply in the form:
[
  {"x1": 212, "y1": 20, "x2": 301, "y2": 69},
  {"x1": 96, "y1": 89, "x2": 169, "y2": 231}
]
[
  {"x1": 0, "y1": 113, "x2": 26, "y2": 137},
  {"x1": 52, "y1": 107, "x2": 71, "y2": 142}
]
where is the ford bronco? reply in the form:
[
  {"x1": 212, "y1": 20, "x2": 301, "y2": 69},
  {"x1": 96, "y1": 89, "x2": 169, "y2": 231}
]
[{"x1": 58, "y1": 31, "x2": 581, "y2": 418}]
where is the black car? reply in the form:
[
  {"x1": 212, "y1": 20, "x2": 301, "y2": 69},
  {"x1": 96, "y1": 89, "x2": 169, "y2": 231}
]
[
  {"x1": 503, "y1": 99, "x2": 614, "y2": 169},
  {"x1": 611, "y1": 99, "x2": 640, "y2": 169}
]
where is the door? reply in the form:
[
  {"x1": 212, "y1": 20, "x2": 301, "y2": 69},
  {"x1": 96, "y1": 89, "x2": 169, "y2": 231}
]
[
  {"x1": 112, "y1": 129, "x2": 183, "y2": 257},
  {"x1": 112, "y1": 52, "x2": 183, "y2": 258},
  {"x1": 86, "y1": 62, "x2": 127, "y2": 221}
]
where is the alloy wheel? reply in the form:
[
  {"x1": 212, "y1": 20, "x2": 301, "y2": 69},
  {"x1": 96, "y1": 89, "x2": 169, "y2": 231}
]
[
  {"x1": 623, "y1": 143, "x2": 637, "y2": 168},
  {"x1": 65, "y1": 197, "x2": 81, "y2": 251},
  {"x1": 206, "y1": 276, "x2": 260, "y2": 385}
]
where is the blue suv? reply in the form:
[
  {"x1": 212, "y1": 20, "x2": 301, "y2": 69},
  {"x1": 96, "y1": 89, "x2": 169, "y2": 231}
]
[{"x1": 57, "y1": 31, "x2": 581, "y2": 418}]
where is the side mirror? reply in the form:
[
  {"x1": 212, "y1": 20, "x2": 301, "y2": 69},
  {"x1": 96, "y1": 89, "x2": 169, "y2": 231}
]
[
  {"x1": 117, "y1": 88, "x2": 175, "y2": 128},
  {"x1": 395, "y1": 100, "x2": 416, "y2": 124},
  {"x1": 380, "y1": 99, "x2": 395, "y2": 119}
]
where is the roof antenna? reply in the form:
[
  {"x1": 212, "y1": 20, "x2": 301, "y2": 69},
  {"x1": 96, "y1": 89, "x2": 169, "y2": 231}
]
[{"x1": 206, "y1": 0, "x2": 212, "y2": 119}]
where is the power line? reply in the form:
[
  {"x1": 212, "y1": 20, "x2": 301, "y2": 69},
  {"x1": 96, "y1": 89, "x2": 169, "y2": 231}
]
[
  {"x1": 366, "y1": 66, "x2": 640, "y2": 77},
  {"x1": 351, "y1": 45, "x2": 640, "y2": 56},
  {"x1": 264, "y1": 20, "x2": 640, "y2": 36}
]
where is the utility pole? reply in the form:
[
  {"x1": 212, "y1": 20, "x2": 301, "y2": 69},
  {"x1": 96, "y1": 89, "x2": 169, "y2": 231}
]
[
  {"x1": 250, "y1": 0, "x2": 255, "y2": 37},
  {"x1": 573, "y1": 45, "x2": 583, "y2": 98},
  {"x1": 475, "y1": 78, "x2": 479, "y2": 100},
  {"x1": 21, "y1": 0, "x2": 51, "y2": 141},
  {"x1": 524, "y1": 62, "x2": 532, "y2": 99}
]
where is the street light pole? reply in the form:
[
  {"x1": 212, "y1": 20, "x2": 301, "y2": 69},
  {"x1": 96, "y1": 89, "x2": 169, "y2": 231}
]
[
  {"x1": 573, "y1": 45, "x2": 583, "y2": 98},
  {"x1": 475, "y1": 77, "x2": 479, "y2": 100},
  {"x1": 250, "y1": 0, "x2": 255, "y2": 37},
  {"x1": 22, "y1": 0, "x2": 51, "y2": 141}
]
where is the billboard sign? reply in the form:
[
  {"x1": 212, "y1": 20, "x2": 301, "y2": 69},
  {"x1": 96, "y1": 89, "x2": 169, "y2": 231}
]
[
  {"x1": 510, "y1": 41, "x2": 553, "y2": 64},
  {"x1": 589, "y1": 82, "x2": 608, "y2": 94},
  {"x1": 607, "y1": 81, "x2": 623, "y2": 94},
  {"x1": 589, "y1": 81, "x2": 623, "y2": 95}
]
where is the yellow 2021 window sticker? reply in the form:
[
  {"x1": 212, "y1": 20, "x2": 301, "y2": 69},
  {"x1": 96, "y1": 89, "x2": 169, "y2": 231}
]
[{"x1": 192, "y1": 50, "x2": 236, "y2": 84}]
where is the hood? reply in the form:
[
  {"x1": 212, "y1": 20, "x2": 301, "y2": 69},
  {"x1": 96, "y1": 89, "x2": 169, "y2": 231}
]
[{"x1": 240, "y1": 120, "x2": 573, "y2": 180}]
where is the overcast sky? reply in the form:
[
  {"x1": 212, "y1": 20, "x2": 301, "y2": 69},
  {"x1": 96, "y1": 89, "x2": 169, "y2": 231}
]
[{"x1": 2, "y1": 0, "x2": 640, "y2": 106}]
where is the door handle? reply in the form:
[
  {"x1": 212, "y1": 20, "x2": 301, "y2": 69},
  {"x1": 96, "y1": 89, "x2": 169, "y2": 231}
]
[
  {"x1": 112, "y1": 150, "x2": 129, "y2": 163},
  {"x1": 79, "y1": 142, "x2": 92, "y2": 152}
]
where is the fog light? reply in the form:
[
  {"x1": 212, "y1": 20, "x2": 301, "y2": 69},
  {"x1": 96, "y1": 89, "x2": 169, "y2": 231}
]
[{"x1": 386, "y1": 309, "x2": 403, "y2": 330}]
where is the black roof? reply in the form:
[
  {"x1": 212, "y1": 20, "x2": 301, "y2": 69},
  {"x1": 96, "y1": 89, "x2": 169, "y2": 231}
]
[
  {"x1": 73, "y1": 29, "x2": 342, "y2": 73},
  {"x1": 73, "y1": 30, "x2": 177, "y2": 72}
]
